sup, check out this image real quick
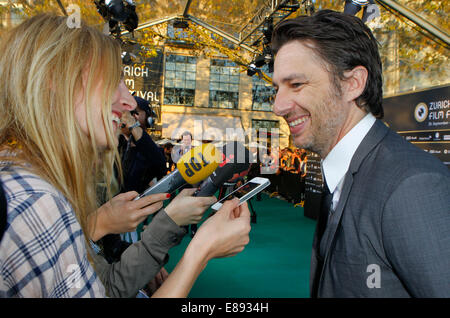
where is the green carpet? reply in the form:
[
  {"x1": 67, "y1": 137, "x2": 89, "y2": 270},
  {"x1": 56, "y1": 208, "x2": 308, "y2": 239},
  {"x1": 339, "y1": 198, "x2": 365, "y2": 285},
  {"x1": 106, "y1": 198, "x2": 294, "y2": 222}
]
[{"x1": 164, "y1": 193, "x2": 317, "y2": 298}]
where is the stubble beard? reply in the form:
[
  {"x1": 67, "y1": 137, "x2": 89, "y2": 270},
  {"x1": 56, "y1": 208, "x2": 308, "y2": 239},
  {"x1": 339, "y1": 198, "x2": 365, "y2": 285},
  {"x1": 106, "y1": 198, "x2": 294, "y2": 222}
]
[{"x1": 293, "y1": 88, "x2": 346, "y2": 158}]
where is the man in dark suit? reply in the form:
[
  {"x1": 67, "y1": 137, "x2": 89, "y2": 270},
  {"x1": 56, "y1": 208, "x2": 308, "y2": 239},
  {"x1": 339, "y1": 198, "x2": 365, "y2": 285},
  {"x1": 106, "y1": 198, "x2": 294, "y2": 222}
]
[
  {"x1": 271, "y1": 10, "x2": 450, "y2": 297},
  {"x1": 119, "y1": 96, "x2": 166, "y2": 194}
]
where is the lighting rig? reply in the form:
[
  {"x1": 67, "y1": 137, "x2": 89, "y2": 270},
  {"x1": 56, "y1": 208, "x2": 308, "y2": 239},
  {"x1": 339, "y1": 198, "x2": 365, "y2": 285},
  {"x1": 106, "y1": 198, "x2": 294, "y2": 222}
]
[
  {"x1": 245, "y1": 1, "x2": 307, "y2": 78},
  {"x1": 247, "y1": 17, "x2": 274, "y2": 76},
  {"x1": 95, "y1": 0, "x2": 138, "y2": 37},
  {"x1": 94, "y1": 0, "x2": 141, "y2": 64}
]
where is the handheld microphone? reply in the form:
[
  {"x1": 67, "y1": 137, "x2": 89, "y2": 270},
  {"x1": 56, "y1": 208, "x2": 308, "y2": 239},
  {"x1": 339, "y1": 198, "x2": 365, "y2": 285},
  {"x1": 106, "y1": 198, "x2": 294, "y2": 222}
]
[
  {"x1": 194, "y1": 141, "x2": 251, "y2": 197},
  {"x1": 134, "y1": 143, "x2": 221, "y2": 200}
]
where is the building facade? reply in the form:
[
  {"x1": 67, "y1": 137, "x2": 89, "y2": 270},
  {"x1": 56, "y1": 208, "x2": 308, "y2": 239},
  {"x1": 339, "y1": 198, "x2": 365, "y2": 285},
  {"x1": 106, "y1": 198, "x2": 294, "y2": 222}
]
[{"x1": 124, "y1": 43, "x2": 289, "y2": 148}]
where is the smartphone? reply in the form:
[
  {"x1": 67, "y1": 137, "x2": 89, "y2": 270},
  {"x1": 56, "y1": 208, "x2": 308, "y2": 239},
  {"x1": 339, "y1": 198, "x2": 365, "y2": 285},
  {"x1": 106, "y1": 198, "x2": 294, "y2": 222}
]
[{"x1": 211, "y1": 177, "x2": 270, "y2": 211}]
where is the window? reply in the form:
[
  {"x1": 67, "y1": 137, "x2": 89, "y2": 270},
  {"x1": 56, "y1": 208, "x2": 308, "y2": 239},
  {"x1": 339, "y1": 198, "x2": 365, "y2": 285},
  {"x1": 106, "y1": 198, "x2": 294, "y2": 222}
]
[
  {"x1": 164, "y1": 54, "x2": 196, "y2": 106},
  {"x1": 252, "y1": 120, "x2": 280, "y2": 149},
  {"x1": 252, "y1": 119, "x2": 279, "y2": 131},
  {"x1": 209, "y1": 59, "x2": 240, "y2": 109},
  {"x1": 166, "y1": 20, "x2": 192, "y2": 45},
  {"x1": 252, "y1": 65, "x2": 276, "y2": 111}
]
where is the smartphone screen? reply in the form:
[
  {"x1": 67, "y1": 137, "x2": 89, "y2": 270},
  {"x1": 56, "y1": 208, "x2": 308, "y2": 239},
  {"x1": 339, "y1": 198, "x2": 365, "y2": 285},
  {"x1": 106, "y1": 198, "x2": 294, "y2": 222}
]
[
  {"x1": 225, "y1": 181, "x2": 261, "y2": 201},
  {"x1": 211, "y1": 177, "x2": 270, "y2": 210}
]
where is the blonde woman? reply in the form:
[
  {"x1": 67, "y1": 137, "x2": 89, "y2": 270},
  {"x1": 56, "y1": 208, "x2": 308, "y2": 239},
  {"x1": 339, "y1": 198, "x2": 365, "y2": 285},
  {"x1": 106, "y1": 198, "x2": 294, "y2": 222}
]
[{"x1": 0, "y1": 14, "x2": 251, "y2": 298}]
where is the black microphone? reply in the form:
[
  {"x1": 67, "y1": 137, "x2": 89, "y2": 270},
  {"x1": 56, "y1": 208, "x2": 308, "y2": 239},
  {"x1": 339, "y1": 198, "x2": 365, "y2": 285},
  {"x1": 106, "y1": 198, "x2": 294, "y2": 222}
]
[{"x1": 194, "y1": 141, "x2": 251, "y2": 197}]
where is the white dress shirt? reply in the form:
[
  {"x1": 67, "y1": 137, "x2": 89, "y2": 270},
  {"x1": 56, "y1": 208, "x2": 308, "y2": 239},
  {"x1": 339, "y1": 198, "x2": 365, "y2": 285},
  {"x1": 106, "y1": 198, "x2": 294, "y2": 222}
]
[{"x1": 321, "y1": 113, "x2": 376, "y2": 212}]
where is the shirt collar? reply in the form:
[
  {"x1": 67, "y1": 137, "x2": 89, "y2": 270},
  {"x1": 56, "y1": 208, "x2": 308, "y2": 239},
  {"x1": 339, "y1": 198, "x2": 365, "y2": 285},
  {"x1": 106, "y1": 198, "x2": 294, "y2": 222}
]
[{"x1": 322, "y1": 113, "x2": 376, "y2": 193}]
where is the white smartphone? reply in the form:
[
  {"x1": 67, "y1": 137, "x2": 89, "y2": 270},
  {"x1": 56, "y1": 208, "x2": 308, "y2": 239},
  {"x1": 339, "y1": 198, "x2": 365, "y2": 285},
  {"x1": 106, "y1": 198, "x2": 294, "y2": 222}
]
[{"x1": 211, "y1": 177, "x2": 270, "y2": 211}]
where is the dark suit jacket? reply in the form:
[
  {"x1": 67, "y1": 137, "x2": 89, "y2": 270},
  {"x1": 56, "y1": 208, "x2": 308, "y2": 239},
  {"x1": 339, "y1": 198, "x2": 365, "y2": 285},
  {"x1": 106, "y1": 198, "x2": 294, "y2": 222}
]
[
  {"x1": 119, "y1": 130, "x2": 166, "y2": 194},
  {"x1": 311, "y1": 119, "x2": 450, "y2": 297}
]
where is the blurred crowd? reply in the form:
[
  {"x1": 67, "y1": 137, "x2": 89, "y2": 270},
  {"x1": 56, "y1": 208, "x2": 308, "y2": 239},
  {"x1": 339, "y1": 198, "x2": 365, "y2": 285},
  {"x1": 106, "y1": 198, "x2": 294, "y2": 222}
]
[{"x1": 246, "y1": 145, "x2": 309, "y2": 206}]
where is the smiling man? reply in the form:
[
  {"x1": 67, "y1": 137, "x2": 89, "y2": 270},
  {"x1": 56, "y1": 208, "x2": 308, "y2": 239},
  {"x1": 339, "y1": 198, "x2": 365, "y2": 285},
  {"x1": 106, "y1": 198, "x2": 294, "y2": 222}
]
[{"x1": 271, "y1": 10, "x2": 450, "y2": 297}]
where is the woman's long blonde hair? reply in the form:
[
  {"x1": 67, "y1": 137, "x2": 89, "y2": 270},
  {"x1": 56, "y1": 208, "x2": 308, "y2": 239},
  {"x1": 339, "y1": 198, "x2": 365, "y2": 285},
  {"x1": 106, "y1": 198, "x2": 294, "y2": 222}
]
[{"x1": 0, "y1": 14, "x2": 122, "y2": 239}]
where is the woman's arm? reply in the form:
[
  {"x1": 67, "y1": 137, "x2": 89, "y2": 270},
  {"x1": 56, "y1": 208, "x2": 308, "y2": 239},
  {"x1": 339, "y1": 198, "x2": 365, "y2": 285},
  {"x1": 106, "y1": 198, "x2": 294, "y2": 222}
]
[
  {"x1": 91, "y1": 208, "x2": 186, "y2": 297},
  {"x1": 88, "y1": 191, "x2": 168, "y2": 242},
  {"x1": 88, "y1": 190, "x2": 217, "y2": 297},
  {"x1": 152, "y1": 199, "x2": 251, "y2": 298}
]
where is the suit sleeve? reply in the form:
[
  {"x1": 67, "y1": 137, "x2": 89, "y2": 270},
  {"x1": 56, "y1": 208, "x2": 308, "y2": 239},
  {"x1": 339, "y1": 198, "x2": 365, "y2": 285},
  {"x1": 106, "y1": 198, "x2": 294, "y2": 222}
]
[
  {"x1": 382, "y1": 172, "x2": 450, "y2": 297},
  {"x1": 91, "y1": 209, "x2": 186, "y2": 298}
]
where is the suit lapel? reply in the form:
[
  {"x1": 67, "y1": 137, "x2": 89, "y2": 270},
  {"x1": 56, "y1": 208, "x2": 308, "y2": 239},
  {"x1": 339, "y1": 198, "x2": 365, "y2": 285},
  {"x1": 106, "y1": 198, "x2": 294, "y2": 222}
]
[
  {"x1": 315, "y1": 119, "x2": 389, "y2": 294},
  {"x1": 322, "y1": 171, "x2": 354, "y2": 257}
]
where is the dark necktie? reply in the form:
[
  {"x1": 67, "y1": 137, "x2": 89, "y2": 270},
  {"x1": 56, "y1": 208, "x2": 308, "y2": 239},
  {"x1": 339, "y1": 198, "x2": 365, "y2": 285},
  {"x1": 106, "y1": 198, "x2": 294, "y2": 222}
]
[
  {"x1": 311, "y1": 181, "x2": 333, "y2": 298},
  {"x1": 317, "y1": 182, "x2": 333, "y2": 244}
]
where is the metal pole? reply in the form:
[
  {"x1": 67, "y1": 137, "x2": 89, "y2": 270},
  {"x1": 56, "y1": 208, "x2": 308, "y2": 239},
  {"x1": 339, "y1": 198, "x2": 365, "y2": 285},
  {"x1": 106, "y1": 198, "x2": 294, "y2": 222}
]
[
  {"x1": 187, "y1": 15, "x2": 259, "y2": 54},
  {"x1": 121, "y1": 14, "x2": 259, "y2": 54},
  {"x1": 121, "y1": 15, "x2": 179, "y2": 35},
  {"x1": 183, "y1": 0, "x2": 193, "y2": 17},
  {"x1": 237, "y1": 0, "x2": 297, "y2": 45}
]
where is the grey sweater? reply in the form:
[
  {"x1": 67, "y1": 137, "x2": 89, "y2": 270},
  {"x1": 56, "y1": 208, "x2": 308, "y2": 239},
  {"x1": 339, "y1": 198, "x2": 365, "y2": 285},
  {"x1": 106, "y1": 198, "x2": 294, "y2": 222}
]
[{"x1": 90, "y1": 209, "x2": 186, "y2": 298}]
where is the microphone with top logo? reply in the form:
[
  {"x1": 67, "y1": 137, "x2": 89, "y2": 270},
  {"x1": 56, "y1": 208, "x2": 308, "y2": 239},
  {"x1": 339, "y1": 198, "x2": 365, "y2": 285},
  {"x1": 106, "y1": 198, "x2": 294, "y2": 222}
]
[{"x1": 134, "y1": 143, "x2": 221, "y2": 200}]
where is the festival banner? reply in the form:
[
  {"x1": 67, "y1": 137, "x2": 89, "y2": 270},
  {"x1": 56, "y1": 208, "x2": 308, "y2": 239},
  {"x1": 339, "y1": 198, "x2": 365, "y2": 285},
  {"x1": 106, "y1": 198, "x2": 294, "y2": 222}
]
[{"x1": 383, "y1": 85, "x2": 450, "y2": 168}]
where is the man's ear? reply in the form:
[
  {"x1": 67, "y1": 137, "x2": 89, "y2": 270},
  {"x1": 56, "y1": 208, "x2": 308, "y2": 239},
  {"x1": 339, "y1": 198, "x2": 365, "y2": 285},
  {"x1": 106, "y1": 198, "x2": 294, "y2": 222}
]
[{"x1": 342, "y1": 66, "x2": 368, "y2": 103}]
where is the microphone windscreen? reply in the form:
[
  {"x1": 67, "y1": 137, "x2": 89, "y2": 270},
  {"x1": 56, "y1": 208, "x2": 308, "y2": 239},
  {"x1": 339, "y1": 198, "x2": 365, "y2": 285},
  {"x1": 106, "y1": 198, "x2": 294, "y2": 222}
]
[
  {"x1": 177, "y1": 143, "x2": 222, "y2": 184},
  {"x1": 194, "y1": 142, "x2": 250, "y2": 197},
  {"x1": 213, "y1": 141, "x2": 251, "y2": 185}
]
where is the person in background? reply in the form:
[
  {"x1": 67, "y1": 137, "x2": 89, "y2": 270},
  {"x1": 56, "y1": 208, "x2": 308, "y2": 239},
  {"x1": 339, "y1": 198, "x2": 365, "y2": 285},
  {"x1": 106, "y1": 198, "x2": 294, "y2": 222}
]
[
  {"x1": 0, "y1": 14, "x2": 251, "y2": 298},
  {"x1": 172, "y1": 131, "x2": 193, "y2": 164},
  {"x1": 119, "y1": 96, "x2": 166, "y2": 194},
  {"x1": 298, "y1": 149, "x2": 307, "y2": 178},
  {"x1": 171, "y1": 131, "x2": 198, "y2": 237},
  {"x1": 162, "y1": 142, "x2": 175, "y2": 175},
  {"x1": 271, "y1": 10, "x2": 450, "y2": 297}
]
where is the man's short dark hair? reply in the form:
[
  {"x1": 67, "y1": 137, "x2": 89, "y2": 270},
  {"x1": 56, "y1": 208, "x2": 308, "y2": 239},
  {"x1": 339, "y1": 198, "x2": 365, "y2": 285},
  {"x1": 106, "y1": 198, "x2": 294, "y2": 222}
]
[{"x1": 271, "y1": 9, "x2": 383, "y2": 118}]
